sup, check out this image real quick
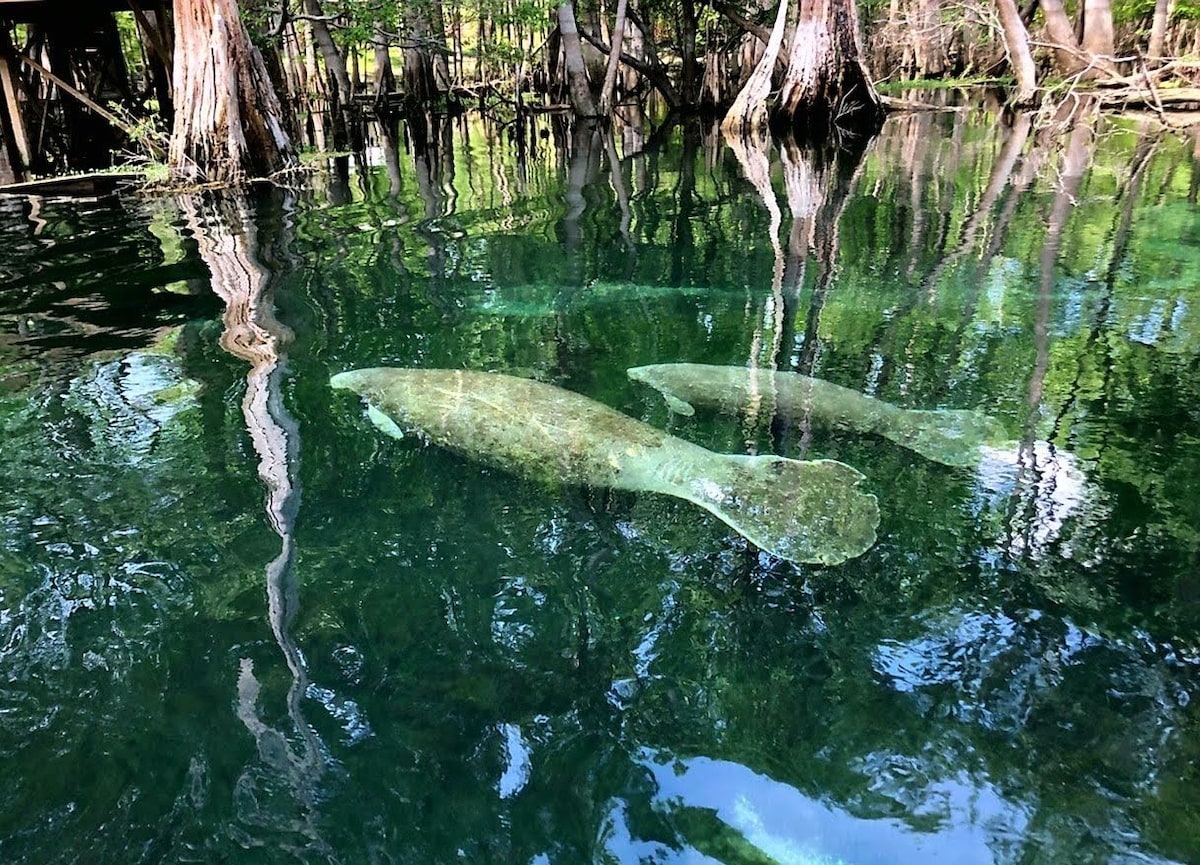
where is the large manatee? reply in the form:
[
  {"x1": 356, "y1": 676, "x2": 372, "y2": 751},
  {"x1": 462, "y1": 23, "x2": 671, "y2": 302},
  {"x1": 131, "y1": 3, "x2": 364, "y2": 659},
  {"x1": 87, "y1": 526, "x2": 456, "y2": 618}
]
[
  {"x1": 331, "y1": 368, "x2": 879, "y2": 566},
  {"x1": 628, "y1": 363, "x2": 1008, "y2": 469}
]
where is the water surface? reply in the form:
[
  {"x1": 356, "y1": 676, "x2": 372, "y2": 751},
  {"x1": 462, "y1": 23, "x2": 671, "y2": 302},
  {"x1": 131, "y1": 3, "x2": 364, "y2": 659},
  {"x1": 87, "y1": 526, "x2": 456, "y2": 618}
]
[{"x1": 1, "y1": 108, "x2": 1198, "y2": 864}]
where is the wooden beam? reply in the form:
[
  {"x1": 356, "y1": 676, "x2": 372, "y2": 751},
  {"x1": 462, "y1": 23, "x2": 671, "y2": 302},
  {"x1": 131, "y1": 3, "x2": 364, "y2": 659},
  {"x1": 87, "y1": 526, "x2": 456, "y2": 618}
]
[
  {"x1": 16, "y1": 51, "x2": 165, "y2": 158},
  {"x1": 127, "y1": 0, "x2": 172, "y2": 75},
  {"x1": 0, "y1": 39, "x2": 30, "y2": 168}
]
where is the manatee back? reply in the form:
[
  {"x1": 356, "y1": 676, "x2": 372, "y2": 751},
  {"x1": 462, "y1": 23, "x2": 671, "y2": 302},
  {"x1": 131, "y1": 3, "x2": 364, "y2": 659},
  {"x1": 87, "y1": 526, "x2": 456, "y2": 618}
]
[{"x1": 333, "y1": 368, "x2": 671, "y2": 487}]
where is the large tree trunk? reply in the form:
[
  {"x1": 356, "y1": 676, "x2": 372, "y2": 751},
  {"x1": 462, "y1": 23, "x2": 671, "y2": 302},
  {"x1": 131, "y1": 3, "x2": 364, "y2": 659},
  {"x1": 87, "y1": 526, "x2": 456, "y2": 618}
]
[
  {"x1": 1081, "y1": 0, "x2": 1117, "y2": 63},
  {"x1": 170, "y1": 0, "x2": 297, "y2": 183},
  {"x1": 1039, "y1": 0, "x2": 1086, "y2": 75},
  {"x1": 558, "y1": 1, "x2": 599, "y2": 116},
  {"x1": 995, "y1": 0, "x2": 1037, "y2": 105},
  {"x1": 402, "y1": 0, "x2": 451, "y2": 104},
  {"x1": 775, "y1": 0, "x2": 883, "y2": 135}
]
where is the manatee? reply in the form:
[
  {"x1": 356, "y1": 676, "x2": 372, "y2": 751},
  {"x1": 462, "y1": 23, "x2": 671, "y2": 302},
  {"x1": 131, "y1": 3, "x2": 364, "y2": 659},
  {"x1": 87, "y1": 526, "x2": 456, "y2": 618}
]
[
  {"x1": 469, "y1": 281, "x2": 710, "y2": 318},
  {"x1": 330, "y1": 367, "x2": 879, "y2": 566},
  {"x1": 627, "y1": 363, "x2": 1009, "y2": 469}
]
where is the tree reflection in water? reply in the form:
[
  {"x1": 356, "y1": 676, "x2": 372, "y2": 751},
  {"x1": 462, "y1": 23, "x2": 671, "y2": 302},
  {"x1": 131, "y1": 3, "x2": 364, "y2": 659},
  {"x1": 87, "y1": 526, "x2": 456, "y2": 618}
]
[{"x1": 181, "y1": 192, "x2": 328, "y2": 851}]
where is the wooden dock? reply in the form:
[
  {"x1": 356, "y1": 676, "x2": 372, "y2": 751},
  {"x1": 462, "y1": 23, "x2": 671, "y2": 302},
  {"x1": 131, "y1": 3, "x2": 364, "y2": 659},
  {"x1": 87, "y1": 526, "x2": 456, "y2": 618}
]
[{"x1": 0, "y1": 170, "x2": 140, "y2": 198}]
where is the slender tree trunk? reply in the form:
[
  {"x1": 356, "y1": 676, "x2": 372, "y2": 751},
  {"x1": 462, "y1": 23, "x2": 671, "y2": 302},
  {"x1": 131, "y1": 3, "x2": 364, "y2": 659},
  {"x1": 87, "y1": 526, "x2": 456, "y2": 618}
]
[
  {"x1": 916, "y1": 0, "x2": 946, "y2": 76},
  {"x1": 622, "y1": 16, "x2": 643, "y2": 93},
  {"x1": 721, "y1": 0, "x2": 788, "y2": 136},
  {"x1": 373, "y1": 25, "x2": 395, "y2": 96},
  {"x1": 995, "y1": 0, "x2": 1037, "y2": 105},
  {"x1": 402, "y1": 0, "x2": 450, "y2": 104},
  {"x1": 558, "y1": 1, "x2": 598, "y2": 116},
  {"x1": 1149, "y1": 0, "x2": 1172, "y2": 61},
  {"x1": 776, "y1": 0, "x2": 884, "y2": 135},
  {"x1": 303, "y1": 23, "x2": 329, "y2": 151},
  {"x1": 599, "y1": 0, "x2": 628, "y2": 114},
  {"x1": 134, "y1": 7, "x2": 174, "y2": 125},
  {"x1": 680, "y1": 0, "x2": 701, "y2": 102},
  {"x1": 170, "y1": 0, "x2": 296, "y2": 182},
  {"x1": 303, "y1": 0, "x2": 352, "y2": 103}
]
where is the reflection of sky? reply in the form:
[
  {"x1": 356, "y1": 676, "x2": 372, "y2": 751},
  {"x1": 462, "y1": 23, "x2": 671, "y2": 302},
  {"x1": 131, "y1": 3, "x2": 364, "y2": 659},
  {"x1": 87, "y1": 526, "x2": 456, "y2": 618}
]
[
  {"x1": 974, "y1": 442, "x2": 1091, "y2": 561},
  {"x1": 604, "y1": 750, "x2": 1030, "y2": 865}
]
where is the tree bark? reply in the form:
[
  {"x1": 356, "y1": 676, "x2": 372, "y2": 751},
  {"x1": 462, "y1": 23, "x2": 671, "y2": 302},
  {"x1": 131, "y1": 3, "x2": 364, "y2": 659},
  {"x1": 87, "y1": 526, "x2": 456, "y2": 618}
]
[
  {"x1": 402, "y1": 0, "x2": 450, "y2": 104},
  {"x1": 373, "y1": 24, "x2": 395, "y2": 96},
  {"x1": 302, "y1": 0, "x2": 352, "y2": 103},
  {"x1": 301, "y1": 0, "x2": 354, "y2": 147},
  {"x1": 679, "y1": 0, "x2": 701, "y2": 103},
  {"x1": 995, "y1": 0, "x2": 1037, "y2": 105},
  {"x1": 558, "y1": 1, "x2": 599, "y2": 116},
  {"x1": 169, "y1": 0, "x2": 297, "y2": 183},
  {"x1": 1081, "y1": 0, "x2": 1116, "y2": 63},
  {"x1": 721, "y1": 0, "x2": 789, "y2": 136},
  {"x1": 776, "y1": 0, "x2": 884, "y2": 135},
  {"x1": 1149, "y1": 0, "x2": 1172, "y2": 61},
  {"x1": 1039, "y1": 0, "x2": 1086, "y2": 75},
  {"x1": 599, "y1": 0, "x2": 628, "y2": 114},
  {"x1": 915, "y1": 0, "x2": 946, "y2": 76}
]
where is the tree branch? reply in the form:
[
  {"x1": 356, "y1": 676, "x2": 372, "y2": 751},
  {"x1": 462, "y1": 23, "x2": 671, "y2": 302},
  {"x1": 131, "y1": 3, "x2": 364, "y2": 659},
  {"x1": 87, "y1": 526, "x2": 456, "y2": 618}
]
[
  {"x1": 577, "y1": 27, "x2": 679, "y2": 107},
  {"x1": 709, "y1": 0, "x2": 790, "y2": 74}
]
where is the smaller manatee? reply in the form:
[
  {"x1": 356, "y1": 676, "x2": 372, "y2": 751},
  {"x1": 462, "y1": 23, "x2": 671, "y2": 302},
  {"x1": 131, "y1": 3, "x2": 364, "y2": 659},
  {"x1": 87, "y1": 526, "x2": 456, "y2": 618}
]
[{"x1": 628, "y1": 363, "x2": 1009, "y2": 469}]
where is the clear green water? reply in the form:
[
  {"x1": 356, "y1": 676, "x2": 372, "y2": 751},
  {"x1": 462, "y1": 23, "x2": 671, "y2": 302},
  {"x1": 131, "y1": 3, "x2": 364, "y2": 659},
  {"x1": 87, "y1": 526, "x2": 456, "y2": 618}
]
[{"x1": 1, "y1": 110, "x2": 1199, "y2": 864}]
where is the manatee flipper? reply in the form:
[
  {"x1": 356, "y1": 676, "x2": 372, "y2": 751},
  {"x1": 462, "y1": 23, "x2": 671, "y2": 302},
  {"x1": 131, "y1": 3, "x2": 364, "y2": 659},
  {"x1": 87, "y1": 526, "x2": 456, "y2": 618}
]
[
  {"x1": 661, "y1": 392, "x2": 696, "y2": 416},
  {"x1": 367, "y1": 404, "x2": 406, "y2": 440},
  {"x1": 674, "y1": 454, "x2": 879, "y2": 566}
]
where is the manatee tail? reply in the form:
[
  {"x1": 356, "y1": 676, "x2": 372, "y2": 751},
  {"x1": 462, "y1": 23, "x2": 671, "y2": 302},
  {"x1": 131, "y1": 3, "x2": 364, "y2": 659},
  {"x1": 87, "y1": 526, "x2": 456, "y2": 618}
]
[
  {"x1": 673, "y1": 454, "x2": 879, "y2": 566},
  {"x1": 887, "y1": 409, "x2": 1009, "y2": 469}
]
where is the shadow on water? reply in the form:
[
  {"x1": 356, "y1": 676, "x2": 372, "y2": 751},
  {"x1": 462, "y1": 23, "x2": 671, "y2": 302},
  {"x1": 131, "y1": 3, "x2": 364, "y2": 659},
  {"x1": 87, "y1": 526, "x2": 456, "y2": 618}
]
[{"x1": 1, "y1": 102, "x2": 1199, "y2": 864}]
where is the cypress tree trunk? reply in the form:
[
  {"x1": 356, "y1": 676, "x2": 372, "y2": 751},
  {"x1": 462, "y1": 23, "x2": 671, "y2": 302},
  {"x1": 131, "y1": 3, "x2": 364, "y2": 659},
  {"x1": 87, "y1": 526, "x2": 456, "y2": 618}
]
[
  {"x1": 373, "y1": 25, "x2": 396, "y2": 96},
  {"x1": 402, "y1": 0, "x2": 450, "y2": 104},
  {"x1": 721, "y1": 0, "x2": 788, "y2": 136},
  {"x1": 598, "y1": 0, "x2": 628, "y2": 114},
  {"x1": 915, "y1": 0, "x2": 945, "y2": 76},
  {"x1": 1081, "y1": 0, "x2": 1118, "y2": 73},
  {"x1": 557, "y1": 1, "x2": 598, "y2": 116},
  {"x1": 679, "y1": 0, "x2": 701, "y2": 102},
  {"x1": 169, "y1": 0, "x2": 297, "y2": 183},
  {"x1": 775, "y1": 0, "x2": 883, "y2": 135},
  {"x1": 302, "y1": 0, "x2": 355, "y2": 148}
]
